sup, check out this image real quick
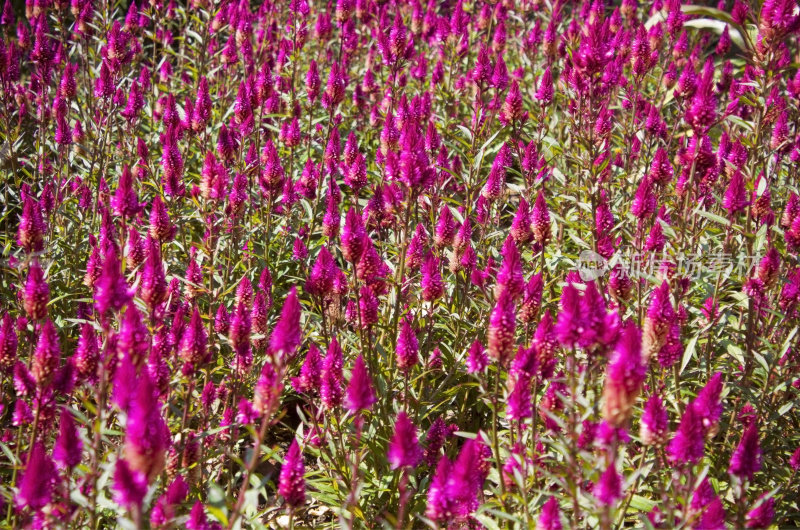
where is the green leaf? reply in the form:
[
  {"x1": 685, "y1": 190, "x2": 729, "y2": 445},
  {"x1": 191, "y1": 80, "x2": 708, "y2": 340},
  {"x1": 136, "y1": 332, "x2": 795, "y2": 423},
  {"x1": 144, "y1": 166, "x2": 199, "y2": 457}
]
[
  {"x1": 680, "y1": 334, "x2": 700, "y2": 375},
  {"x1": 693, "y1": 208, "x2": 730, "y2": 227}
]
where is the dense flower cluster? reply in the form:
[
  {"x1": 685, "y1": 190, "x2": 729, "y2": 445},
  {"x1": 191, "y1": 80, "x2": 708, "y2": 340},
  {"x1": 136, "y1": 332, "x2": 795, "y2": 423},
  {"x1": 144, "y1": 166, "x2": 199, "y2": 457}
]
[{"x1": 0, "y1": 0, "x2": 799, "y2": 527}]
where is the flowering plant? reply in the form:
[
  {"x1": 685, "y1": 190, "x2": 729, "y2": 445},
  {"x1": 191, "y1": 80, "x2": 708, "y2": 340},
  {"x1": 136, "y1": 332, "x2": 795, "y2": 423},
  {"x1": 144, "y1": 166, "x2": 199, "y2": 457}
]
[{"x1": 0, "y1": 0, "x2": 799, "y2": 528}]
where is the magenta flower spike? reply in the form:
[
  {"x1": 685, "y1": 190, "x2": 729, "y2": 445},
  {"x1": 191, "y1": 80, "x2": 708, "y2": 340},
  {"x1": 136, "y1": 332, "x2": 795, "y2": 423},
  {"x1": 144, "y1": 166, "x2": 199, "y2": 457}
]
[
  {"x1": 254, "y1": 361, "x2": 283, "y2": 417},
  {"x1": 186, "y1": 502, "x2": 209, "y2": 530},
  {"x1": 642, "y1": 281, "x2": 675, "y2": 361},
  {"x1": 395, "y1": 316, "x2": 419, "y2": 373},
  {"x1": 446, "y1": 438, "x2": 486, "y2": 519},
  {"x1": 488, "y1": 291, "x2": 516, "y2": 367},
  {"x1": 321, "y1": 337, "x2": 344, "y2": 410},
  {"x1": 17, "y1": 194, "x2": 47, "y2": 253},
  {"x1": 723, "y1": 170, "x2": 748, "y2": 215},
  {"x1": 22, "y1": 260, "x2": 49, "y2": 320},
  {"x1": 420, "y1": 253, "x2": 444, "y2": 302},
  {"x1": 466, "y1": 339, "x2": 489, "y2": 373},
  {"x1": 693, "y1": 372, "x2": 724, "y2": 432},
  {"x1": 506, "y1": 373, "x2": 532, "y2": 422},
  {"x1": 292, "y1": 344, "x2": 322, "y2": 394},
  {"x1": 149, "y1": 195, "x2": 175, "y2": 243},
  {"x1": 729, "y1": 423, "x2": 762, "y2": 480},
  {"x1": 595, "y1": 463, "x2": 622, "y2": 506},
  {"x1": 113, "y1": 458, "x2": 148, "y2": 510},
  {"x1": 140, "y1": 237, "x2": 167, "y2": 312},
  {"x1": 433, "y1": 205, "x2": 456, "y2": 249},
  {"x1": 388, "y1": 411, "x2": 422, "y2": 469},
  {"x1": 270, "y1": 287, "x2": 302, "y2": 359},
  {"x1": 667, "y1": 403, "x2": 706, "y2": 466},
  {"x1": 118, "y1": 304, "x2": 150, "y2": 367},
  {"x1": 345, "y1": 354, "x2": 376, "y2": 413},
  {"x1": 602, "y1": 320, "x2": 646, "y2": 426},
  {"x1": 124, "y1": 371, "x2": 169, "y2": 480},
  {"x1": 538, "y1": 497, "x2": 563, "y2": 530},
  {"x1": 341, "y1": 207, "x2": 367, "y2": 263},
  {"x1": 555, "y1": 282, "x2": 583, "y2": 348},
  {"x1": 510, "y1": 197, "x2": 533, "y2": 244},
  {"x1": 482, "y1": 144, "x2": 510, "y2": 201},
  {"x1": 16, "y1": 442, "x2": 57, "y2": 511},
  {"x1": 495, "y1": 236, "x2": 524, "y2": 301},
  {"x1": 535, "y1": 67, "x2": 554, "y2": 105},
  {"x1": 426, "y1": 455, "x2": 453, "y2": 522},
  {"x1": 306, "y1": 246, "x2": 337, "y2": 297},
  {"x1": 746, "y1": 495, "x2": 774, "y2": 528},
  {"x1": 531, "y1": 190, "x2": 552, "y2": 245},
  {"x1": 32, "y1": 319, "x2": 60, "y2": 386},
  {"x1": 0, "y1": 312, "x2": 18, "y2": 371},
  {"x1": 53, "y1": 408, "x2": 83, "y2": 470},
  {"x1": 179, "y1": 305, "x2": 209, "y2": 368},
  {"x1": 640, "y1": 395, "x2": 669, "y2": 446},
  {"x1": 279, "y1": 440, "x2": 306, "y2": 508}
]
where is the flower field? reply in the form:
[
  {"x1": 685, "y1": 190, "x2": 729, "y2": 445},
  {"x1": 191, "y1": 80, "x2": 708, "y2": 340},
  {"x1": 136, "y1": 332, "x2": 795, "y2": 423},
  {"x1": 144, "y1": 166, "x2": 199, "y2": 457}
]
[{"x1": 1, "y1": 0, "x2": 800, "y2": 527}]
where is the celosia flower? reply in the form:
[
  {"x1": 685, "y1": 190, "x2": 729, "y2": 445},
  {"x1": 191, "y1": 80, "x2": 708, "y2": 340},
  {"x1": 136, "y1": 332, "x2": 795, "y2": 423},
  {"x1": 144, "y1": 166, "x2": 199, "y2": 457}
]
[
  {"x1": 16, "y1": 442, "x2": 57, "y2": 510},
  {"x1": 746, "y1": 495, "x2": 774, "y2": 528},
  {"x1": 341, "y1": 207, "x2": 367, "y2": 263},
  {"x1": 279, "y1": 440, "x2": 306, "y2": 508},
  {"x1": 32, "y1": 319, "x2": 60, "y2": 386},
  {"x1": 421, "y1": 253, "x2": 444, "y2": 301},
  {"x1": 434, "y1": 205, "x2": 457, "y2": 248},
  {"x1": 17, "y1": 194, "x2": 47, "y2": 253},
  {"x1": 118, "y1": 304, "x2": 150, "y2": 367},
  {"x1": 667, "y1": 403, "x2": 705, "y2": 465},
  {"x1": 112, "y1": 165, "x2": 140, "y2": 219},
  {"x1": 113, "y1": 458, "x2": 148, "y2": 510},
  {"x1": 693, "y1": 372, "x2": 724, "y2": 432},
  {"x1": 388, "y1": 412, "x2": 422, "y2": 469},
  {"x1": 495, "y1": 237, "x2": 524, "y2": 301},
  {"x1": 723, "y1": 170, "x2": 748, "y2": 214},
  {"x1": 345, "y1": 354, "x2": 376, "y2": 413},
  {"x1": 510, "y1": 198, "x2": 533, "y2": 244},
  {"x1": 482, "y1": 144, "x2": 510, "y2": 201},
  {"x1": 140, "y1": 237, "x2": 167, "y2": 312},
  {"x1": 396, "y1": 316, "x2": 419, "y2": 372},
  {"x1": 640, "y1": 395, "x2": 669, "y2": 446},
  {"x1": 292, "y1": 344, "x2": 322, "y2": 394},
  {"x1": 0, "y1": 312, "x2": 18, "y2": 371},
  {"x1": 150, "y1": 475, "x2": 189, "y2": 527},
  {"x1": 729, "y1": 424, "x2": 762, "y2": 480},
  {"x1": 602, "y1": 321, "x2": 646, "y2": 427},
  {"x1": 124, "y1": 371, "x2": 169, "y2": 480},
  {"x1": 488, "y1": 291, "x2": 516, "y2": 366},
  {"x1": 95, "y1": 248, "x2": 132, "y2": 315},
  {"x1": 446, "y1": 438, "x2": 487, "y2": 519},
  {"x1": 642, "y1": 282, "x2": 675, "y2": 361},
  {"x1": 538, "y1": 497, "x2": 563, "y2": 530},
  {"x1": 467, "y1": 339, "x2": 488, "y2": 373},
  {"x1": 424, "y1": 418, "x2": 454, "y2": 467},
  {"x1": 53, "y1": 408, "x2": 83, "y2": 470},
  {"x1": 270, "y1": 287, "x2": 302, "y2": 359},
  {"x1": 595, "y1": 463, "x2": 622, "y2": 506},
  {"x1": 186, "y1": 502, "x2": 210, "y2": 530},
  {"x1": 321, "y1": 337, "x2": 344, "y2": 410},
  {"x1": 506, "y1": 373, "x2": 532, "y2": 422},
  {"x1": 535, "y1": 67, "x2": 554, "y2": 105},
  {"x1": 254, "y1": 361, "x2": 283, "y2": 416},
  {"x1": 694, "y1": 496, "x2": 726, "y2": 530},
  {"x1": 555, "y1": 282, "x2": 583, "y2": 348},
  {"x1": 425, "y1": 455, "x2": 452, "y2": 522},
  {"x1": 359, "y1": 285, "x2": 379, "y2": 328},
  {"x1": 22, "y1": 260, "x2": 49, "y2": 320}
]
